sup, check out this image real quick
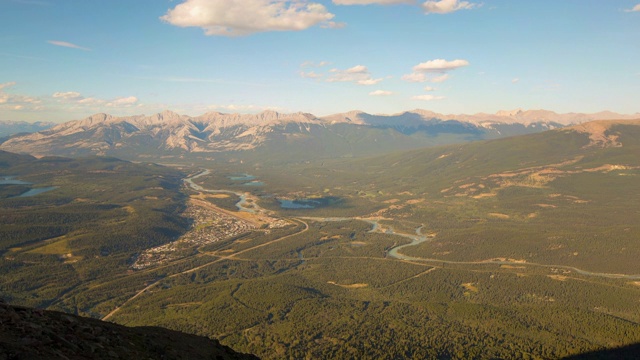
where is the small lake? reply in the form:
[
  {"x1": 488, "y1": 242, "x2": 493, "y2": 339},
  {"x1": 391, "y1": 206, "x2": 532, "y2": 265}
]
[
  {"x1": 0, "y1": 176, "x2": 31, "y2": 185},
  {"x1": 0, "y1": 176, "x2": 57, "y2": 198},
  {"x1": 243, "y1": 181, "x2": 265, "y2": 187},
  {"x1": 279, "y1": 199, "x2": 318, "y2": 209},
  {"x1": 278, "y1": 196, "x2": 342, "y2": 209},
  {"x1": 228, "y1": 174, "x2": 265, "y2": 187},
  {"x1": 228, "y1": 174, "x2": 256, "y2": 181},
  {"x1": 18, "y1": 186, "x2": 57, "y2": 198}
]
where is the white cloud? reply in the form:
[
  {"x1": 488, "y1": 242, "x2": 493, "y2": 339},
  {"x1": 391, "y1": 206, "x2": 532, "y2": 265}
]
[
  {"x1": 0, "y1": 84, "x2": 146, "y2": 116},
  {"x1": 401, "y1": 72, "x2": 427, "y2": 83},
  {"x1": 346, "y1": 65, "x2": 368, "y2": 73},
  {"x1": 161, "y1": 0, "x2": 336, "y2": 36},
  {"x1": 77, "y1": 97, "x2": 106, "y2": 105},
  {"x1": 333, "y1": 0, "x2": 414, "y2": 5},
  {"x1": 358, "y1": 78, "x2": 383, "y2": 85},
  {"x1": 301, "y1": 61, "x2": 330, "y2": 67},
  {"x1": 424, "y1": 86, "x2": 436, "y2": 91},
  {"x1": 411, "y1": 94, "x2": 445, "y2": 101},
  {"x1": 512, "y1": 78, "x2": 520, "y2": 84},
  {"x1": 413, "y1": 58, "x2": 469, "y2": 72},
  {"x1": 0, "y1": 82, "x2": 17, "y2": 91},
  {"x1": 625, "y1": 4, "x2": 640, "y2": 12},
  {"x1": 369, "y1": 90, "x2": 393, "y2": 96},
  {"x1": 47, "y1": 40, "x2": 91, "y2": 51},
  {"x1": 205, "y1": 103, "x2": 283, "y2": 113},
  {"x1": 0, "y1": 82, "x2": 42, "y2": 111},
  {"x1": 403, "y1": 58, "x2": 468, "y2": 83},
  {"x1": 300, "y1": 70, "x2": 323, "y2": 79},
  {"x1": 52, "y1": 91, "x2": 82, "y2": 99},
  {"x1": 59, "y1": 93, "x2": 138, "y2": 108},
  {"x1": 402, "y1": 72, "x2": 450, "y2": 83},
  {"x1": 326, "y1": 65, "x2": 383, "y2": 85},
  {"x1": 422, "y1": 0, "x2": 477, "y2": 14},
  {"x1": 322, "y1": 21, "x2": 346, "y2": 29},
  {"x1": 107, "y1": 96, "x2": 139, "y2": 107}
]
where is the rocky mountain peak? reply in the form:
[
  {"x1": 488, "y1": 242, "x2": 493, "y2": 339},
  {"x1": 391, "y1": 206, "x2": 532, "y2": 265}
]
[
  {"x1": 144, "y1": 110, "x2": 186, "y2": 125},
  {"x1": 496, "y1": 109, "x2": 524, "y2": 117}
]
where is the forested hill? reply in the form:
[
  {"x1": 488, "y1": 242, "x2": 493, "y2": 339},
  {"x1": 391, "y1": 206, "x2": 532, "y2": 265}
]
[{"x1": 0, "y1": 151, "x2": 190, "y2": 311}]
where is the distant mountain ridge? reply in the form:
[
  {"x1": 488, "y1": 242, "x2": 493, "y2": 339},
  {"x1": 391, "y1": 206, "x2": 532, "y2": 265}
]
[
  {"x1": 0, "y1": 120, "x2": 55, "y2": 138},
  {"x1": 0, "y1": 109, "x2": 637, "y2": 161},
  {"x1": 324, "y1": 108, "x2": 639, "y2": 126}
]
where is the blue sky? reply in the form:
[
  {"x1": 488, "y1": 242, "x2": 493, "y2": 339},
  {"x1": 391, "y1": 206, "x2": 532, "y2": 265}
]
[{"x1": 1, "y1": 0, "x2": 639, "y2": 122}]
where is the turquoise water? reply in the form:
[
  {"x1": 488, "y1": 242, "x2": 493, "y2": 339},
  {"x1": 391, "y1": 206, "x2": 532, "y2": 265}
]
[
  {"x1": 278, "y1": 196, "x2": 342, "y2": 209},
  {"x1": 1, "y1": 176, "x2": 57, "y2": 198},
  {"x1": 278, "y1": 199, "x2": 318, "y2": 209},
  {"x1": 228, "y1": 174, "x2": 256, "y2": 181},
  {"x1": 18, "y1": 187, "x2": 57, "y2": 197},
  {"x1": 243, "y1": 181, "x2": 265, "y2": 187},
  {"x1": 0, "y1": 176, "x2": 30, "y2": 185}
]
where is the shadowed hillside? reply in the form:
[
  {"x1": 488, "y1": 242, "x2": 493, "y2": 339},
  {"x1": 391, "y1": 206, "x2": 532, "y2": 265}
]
[{"x1": 0, "y1": 299, "x2": 258, "y2": 359}]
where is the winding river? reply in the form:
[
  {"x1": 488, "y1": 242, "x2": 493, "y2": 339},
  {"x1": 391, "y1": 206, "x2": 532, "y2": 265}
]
[
  {"x1": 184, "y1": 170, "x2": 256, "y2": 213},
  {"x1": 185, "y1": 170, "x2": 640, "y2": 280},
  {"x1": 300, "y1": 217, "x2": 640, "y2": 280}
]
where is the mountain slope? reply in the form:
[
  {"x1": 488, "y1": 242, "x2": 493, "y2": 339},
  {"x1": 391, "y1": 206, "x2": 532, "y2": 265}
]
[
  {"x1": 305, "y1": 119, "x2": 640, "y2": 273},
  {"x1": 0, "y1": 299, "x2": 258, "y2": 359},
  {"x1": 0, "y1": 120, "x2": 54, "y2": 138},
  {"x1": 1, "y1": 109, "x2": 636, "y2": 162}
]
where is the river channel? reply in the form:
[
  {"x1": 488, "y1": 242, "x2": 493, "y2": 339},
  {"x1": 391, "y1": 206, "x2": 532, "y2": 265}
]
[
  {"x1": 185, "y1": 170, "x2": 640, "y2": 280},
  {"x1": 184, "y1": 170, "x2": 256, "y2": 213}
]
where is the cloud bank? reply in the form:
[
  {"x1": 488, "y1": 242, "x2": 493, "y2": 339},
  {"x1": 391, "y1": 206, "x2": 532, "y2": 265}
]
[
  {"x1": 625, "y1": 4, "x2": 640, "y2": 12},
  {"x1": 333, "y1": 0, "x2": 413, "y2": 5},
  {"x1": 411, "y1": 94, "x2": 445, "y2": 101},
  {"x1": 0, "y1": 82, "x2": 42, "y2": 111},
  {"x1": 369, "y1": 90, "x2": 393, "y2": 96},
  {"x1": 161, "y1": 0, "x2": 336, "y2": 36},
  {"x1": 403, "y1": 58, "x2": 468, "y2": 83},
  {"x1": 327, "y1": 65, "x2": 383, "y2": 85}
]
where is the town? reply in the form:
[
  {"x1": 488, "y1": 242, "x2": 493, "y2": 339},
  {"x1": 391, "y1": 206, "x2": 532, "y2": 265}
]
[{"x1": 132, "y1": 203, "x2": 256, "y2": 270}]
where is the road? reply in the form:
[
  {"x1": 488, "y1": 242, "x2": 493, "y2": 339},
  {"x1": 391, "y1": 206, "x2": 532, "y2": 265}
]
[{"x1": 103, "y1": 218, "x2": 308, "y2": 321}]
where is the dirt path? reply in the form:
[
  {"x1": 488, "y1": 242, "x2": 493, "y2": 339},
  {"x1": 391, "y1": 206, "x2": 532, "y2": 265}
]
[{"x1": 382, "y1": 267, "x2": 438, "y2": 288}]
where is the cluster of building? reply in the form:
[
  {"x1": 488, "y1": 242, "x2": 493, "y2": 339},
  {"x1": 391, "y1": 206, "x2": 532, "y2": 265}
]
[
  {"x1": 263, "y1": 218, "x2": 290, "y2": 230},
  {"x1": 131, "y1": 204, "x2": 255, "y2": 270}
]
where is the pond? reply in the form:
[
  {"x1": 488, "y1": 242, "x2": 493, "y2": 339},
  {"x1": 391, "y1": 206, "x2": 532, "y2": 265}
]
[
  {"x1": 242, "y1": 181, "x2": 265, "y2": 187},
  {"x1": 228, "y1": 174, "x2": 256, "y2": 181},
  {"x1": 18, "y1": 186, "x2": 58, "y2": 198},
  {"x1": 278, "y1": 196, "x2": 343, "y2": 209},
  {"x1": 0, "y1": 176, "x2": 58, "y2": 198},
  {"x1": 0, "y1": 176, "x2": 31, "y2": 185}
]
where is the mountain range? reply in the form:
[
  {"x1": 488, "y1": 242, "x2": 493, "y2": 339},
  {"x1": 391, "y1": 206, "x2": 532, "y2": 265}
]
[
  {"x1": 0, "y1": 120, "x2": 54, "y2": 138},
  {"x1": 1, "y1": 109, "x2": 638, "y2": 162},
  {"x1": 2, "y1": 116, "x2": 640, "y2": 359}
]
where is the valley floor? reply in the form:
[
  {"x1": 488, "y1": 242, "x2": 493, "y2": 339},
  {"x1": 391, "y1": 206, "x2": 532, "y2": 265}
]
[{"x1": 99, "y1": 170, "x2": 640, "y2": 359}]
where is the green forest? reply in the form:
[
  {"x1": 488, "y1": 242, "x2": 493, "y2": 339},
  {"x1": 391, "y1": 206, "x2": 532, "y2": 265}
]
[{"x1": 1, "y1": 123, "x2": 640, "y2": 359}]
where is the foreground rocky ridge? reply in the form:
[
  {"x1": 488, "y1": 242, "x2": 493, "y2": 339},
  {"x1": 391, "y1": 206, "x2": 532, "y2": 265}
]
[{"x1": 0, "y1": 299, "x2": 258, "y2": 360}]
